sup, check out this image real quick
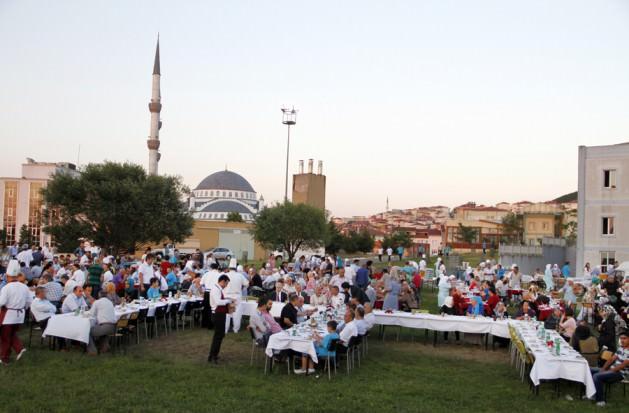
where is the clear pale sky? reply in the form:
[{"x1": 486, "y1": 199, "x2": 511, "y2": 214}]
[{"x1": 1, "y1": 1, "x2": 628, "y2": 217}]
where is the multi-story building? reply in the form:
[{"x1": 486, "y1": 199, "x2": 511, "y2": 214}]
[
  {"x1": 0, "y1": 159, "x2": 79, "y2": 246},
  {"x1": 522, "y1": 203, "x2": 564, "y2": 245},
  {"x1": 577, "y1": 142, "x2": 629, "y2": 273}
]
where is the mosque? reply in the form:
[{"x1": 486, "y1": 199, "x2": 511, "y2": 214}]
[{"x1": 188, "y1": 169, "x2": 264, "y2": 222}]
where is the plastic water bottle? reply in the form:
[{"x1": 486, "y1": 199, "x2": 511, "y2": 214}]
[{"x1": 555, "y1": 340, "x2": 561, "y2": 356}]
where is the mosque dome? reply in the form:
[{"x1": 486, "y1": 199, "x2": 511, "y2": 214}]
[{"x1": 195, "y1": 170, "x2": 255, "y2": 193}]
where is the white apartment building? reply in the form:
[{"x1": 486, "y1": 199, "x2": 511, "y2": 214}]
[
  {"x1": 577, "y1": 142, "x2": 629, "y2": 274},
  {"x1": 0, "y1": 159, "x2": 79, "y2": 246}
]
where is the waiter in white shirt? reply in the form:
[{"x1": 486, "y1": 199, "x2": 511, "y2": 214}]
[
  {"x1": 208, "y1": 274, "x2": 233, "y2": 364},
  {"x1": 224, "y1": 258, "x2": 248, "y2": 334},
  {"x1": 0, "y1": 260, "x2": 33, "y2": 364},
  {"x1": 201, "y1": 263, "x2": 221, "y2": 329},
  {"x1": 87, "y1": 291, "x2": 116, "y2": 354},
  {"x1": 70, "y1": 263, "x2": 86, "y2": 287},
  {"x1": 138, "y1": 254, "x2": 155, "y2": 297}
]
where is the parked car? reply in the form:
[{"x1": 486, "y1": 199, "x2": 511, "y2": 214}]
[{"x1": 205, "y1": 247, "x2": 234, "y2": 261}]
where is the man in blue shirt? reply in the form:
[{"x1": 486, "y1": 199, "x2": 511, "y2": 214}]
[
  {"x1": 166, "y1": 269, "x2": 178, "y2": 292},
  {"x1": 295, "y1": 320, "x2": 340, "y2": 375},
  {"x1": 355, "y1": 262, "x2": 370, "y2": 290},
  {"x1": 562, "y1": 262, "x2": 571, "y2": 277}
]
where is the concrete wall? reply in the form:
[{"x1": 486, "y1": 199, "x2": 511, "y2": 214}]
[{"x1": 500, "y1": 242, "x2": 574, "y2": 275}]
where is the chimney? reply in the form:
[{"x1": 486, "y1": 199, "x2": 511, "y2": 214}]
[
  {"x1": 317, "y1": 160, "x2": 323, "y2": 175},
  {"x1": 308, "y1": 159, "x2": 313, "y2": 174},
  {"x1": 299, "y1": 160, "x2": 304, "y2": 174}
]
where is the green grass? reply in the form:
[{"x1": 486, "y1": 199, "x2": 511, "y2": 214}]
[{"x1": 1, "y1": 290, "x2": 625, "y2": 413}]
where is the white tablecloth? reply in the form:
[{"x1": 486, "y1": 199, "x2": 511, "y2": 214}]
[
  {"x1": 512, "y1": 321, "x2": 596, "y2": 397},
  {"x1": 43, "y1": 313, "x2": 93, "y2": 344},
  {"x1": 373, "y1": 311, "x2": 510, "y2": 338},
  {"x1": 265, "y1": 331, "x2": 319, "y2": 363}
]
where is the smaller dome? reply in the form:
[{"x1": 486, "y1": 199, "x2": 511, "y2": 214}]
[
  {"x1": 200, "y1": 200, "x2": 251, "y2": 214},
  {"x1": 195, "y1": 170, "x2": 255, "y2": 192}
]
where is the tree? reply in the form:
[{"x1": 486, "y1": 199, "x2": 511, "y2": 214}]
[
  {"x1": 354, "y1": 230, "x2": 375, "y2": 253},
  {"x1": 42, "y1": 162, "x2": 194, "y2": 255},
  {"x1": 383, "y1": 231, "x2": 412, "y2": 249},
  {"x1": 253, "y1": 201, "x2": 328, "y2": 262},
  {"x1": 325, "y1": 221, "x2": 344, "y2": 255},
  {"x1": 501, "y1": 212, "x2": 523, "y2": 244},
  {"x1": 226, "y1": 211, "x2": 244, "y2": 222},
  {"x1": 457, "y1": 223, "x2": 478, "y2": 244},
  {"x1": 18, "y1": 224, "x2": 31, "y2": 246},
  {"x1": 562, "y1": 209, "x2": 577, "y2": 245}
]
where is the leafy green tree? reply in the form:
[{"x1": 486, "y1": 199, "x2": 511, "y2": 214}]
[
  {"x1": 18, "y1": 224, "x2": 31, "y2": 246},
  {"x1": 253, "y1": 201, "x2": 328, "y2": 262},
  {"x1": 42, "y1": 162, "x2": 194, "y2": 255},
  {"x1": 226, "y1": 211, "x2": 244, "y2": 222},
  {"x1": 0, "y1": 228, "x2": 7, "y2": 248},
  {"x1": 383, "y1": 231, "x2": 412, "y2": 249},
  {"x1": 354, "y1": 230, "x2": 375, "y2": 253},
  {"x1": 561, "y1": 209, "x2": 577, "y2": 245},
  {"x1": 457, "y1": 223, "x2": 478, "y2": 244},
  {"x1": 325, "y1": 221, "x2": 344, "y2": 255},
  {"x1": 501, "y1": 212, "x2": 524, "y2": 244}
]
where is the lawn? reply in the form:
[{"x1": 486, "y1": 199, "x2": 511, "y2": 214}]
[{"x1": 1, "y1": 290, "x2": 626, "y2": 413}]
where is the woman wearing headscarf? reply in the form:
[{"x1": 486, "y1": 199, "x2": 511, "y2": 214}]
[
  {"x1": 437, "y1": 273, "x2": 452, "y2": 308},
  {"x1": 382, "y1": 268, "x2": 401, "y2": 311},
  {"x1": 597, "y1": 305, "x2": 617, "y2": 352},
  {"x1": 543, "y1": 264, "x2": 554, "y2": 292},
  {"x1": 551, "y1": 264, "x2": 561, "y2": 278}
]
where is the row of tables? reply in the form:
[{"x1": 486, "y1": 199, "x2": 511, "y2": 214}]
[{"x1": 42, "y1": 296, "x2": 204, "y2": 344}]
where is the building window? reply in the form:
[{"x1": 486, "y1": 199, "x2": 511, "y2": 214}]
[
  {"x1": 602, "y1": 217, "x2": 614, "y2": 235},
  {"x1": 600, "y1": 251, "x2": 615, "y2": 273},
  {"x1": 222, "y1": 191, "x2": 226, "y2": 197},
  {"x1": 2, "y1": 181, "x2": 17, "y2": 244},
  {"x1": 28, "y1": 182, "x2": 43, "y2": 246},
  {"x1": 210, "y1": 191, "x2": 214, "y2": 197},
  {"x1": 528, "y1": 222, "x2": 536, "y2": 231},
  {"x1": 228, "y1": 192, "x2": 232, "y2": 197},
  {"x1": 603, "y1": 169, "x2": 616, "y2": 189},
  {"x1": 542, "y1": 222, "x2": 548, "y2": 230}
]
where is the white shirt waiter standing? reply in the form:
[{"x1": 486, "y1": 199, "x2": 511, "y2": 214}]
[
  {"x1": 224, "y1": 259, "x2": 248, "y2": 334},
  {"x1": 0, "y1": 260, "x2": 33, "y2": 363}
]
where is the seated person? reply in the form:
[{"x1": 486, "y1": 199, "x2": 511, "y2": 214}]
[
  {"x1": 485, "y1": 288, "x2": 500, "y2": 314},
  {"x1": 31, "y1": 286, "x2": 57, "y2": 323},
  {"x1": 363, "y1": 303, "x2": 375, "y2": 330},
  {"x1": 329, "y1": 286, "x2": 345, "y2": 308},
  {"x1": 261, "y1": 299, "x2": 283, "y2": 334},
  {"x1": 147, "y1": 278, "x2": 162, "y2": 300},
  {"x1": 294, "y1": 320, "x2": 340, "y2": 375},
  {"x1": 543, "y1": 307, "x2": 562, "y2": 330},
  {"x1": 588, "y1": 330, "x2": 629, "y2": 407},
  {"x1": 310, "y1": 286, "x2": 328, "y2": 307},
  {"x1": 559, "y1": 307, "x2": 577, "y2": 342},
  {"x1": 187, "y1": 275, "x2": 203, "y2": 297},
  {"x1": 398, "y1": 281, "x2": 418, "y2": 311},
  {"x1": 61, "y1": 286, "x2": 87, "y2": 313},
  {"x1": 82, "y1": 285, "x2": 96, "y2": 309},
  {"x1": 87, "y1": 290, "x2": 117, "y2": 355},
  {"x1": 249, "y1": 298, "x2": 271, "y2": 345},
  {"x1": 441, "y1": 296, "x2": 460, "y2": 342},
  {"x1": 571, "y1": 324, "x2": 599, "y2": 366},
  {"x1": 493, "y1": 301, "x2": 507, "y2": 319},
  {"x1": 339, "y1": 310, "x2": 357, "y2": 347},
  {"x1": 295, "y1": 296, "x2": 314, "y2": 323},
  {"x1": 165, "y1": 269, "x2": 178, "y2": 292},
  {"x1": 269, "y1": 279, "x2": 288, "y2": 303},
  {"x1": 280, "y1": 294, "x2": 299, "y2": 329},
  {"x1": 354, "y1": 306, "x2": 368, "y2": 335},
  {"x1": 104, "y1": 282, "x2": 121, "y2": 306},
  {"x1": 467, "y1": 295, "x2": 483, "y2": 316},
  {"x1": 514, "y1": 301, "x2": 536, "y2": 320}
]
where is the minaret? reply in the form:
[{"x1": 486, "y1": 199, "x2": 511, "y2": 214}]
[
  {"x1": 147, "y1": 36, "x2": 162, "y2": 175},
  {"x1": 386, "y1": 196, "x2": 389, "y2": 212}
]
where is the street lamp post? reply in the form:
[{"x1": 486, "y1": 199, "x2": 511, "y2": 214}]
[{"x1": 281, "y1": 107, "x2": 297, "y2": 202}]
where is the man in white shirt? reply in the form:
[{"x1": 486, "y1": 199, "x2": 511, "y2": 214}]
[
  {"x1": 61, "y1": 286, "x2": 87, "y2": 314},
  {"x1": 62, "y1": 276, "x2": 78, "y2": 297},
  {"x1": 344, "y1": 263, "x2": 357, "y2": 286},
  {"x1": 354, "y1": 307, "x2": 368, "y2": 335},
  {"x1": 224, "y1": 259, "x2": 248, "y2": 334},
  {"x1": 386, "y1": 247, "x2": 393, "y2": 262},
  {"x1": 201, "y1": 263, "x2": 221, "y2": 329},
  {"x1": 0, "y1": 260, "x2": 32, "y2": 363},
  {"x1": 70, "y1": 263, "x2": 86, "y2": 287},
  {"x1": 329, "y1": 286, "x2": 345, "y2": 308},
  {"x1": 330, "y1": 268, "x2": 351, "y2": 289},
  {"x1": 101, "y1": 263, "x2": 114, "y2": 288},
  {"x1": 138, "y1": 254, "x2": 155, "y2": 297},
  {"x1": 339, "y1": 310, "x2": 358, "y2": 347},
  {"x1": 87, "y1": 291, "x2": 116, "y2": 354},
  {"x1": 30, "y1": 287, "x2": 57, "y2": 323},
  {"x1": 208, "y1": 274, "x2": 233, "y2": 364}
]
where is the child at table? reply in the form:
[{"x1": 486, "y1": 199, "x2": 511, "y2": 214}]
[
  {"x1": 294, "y1": 320, "x2": 339, "y2": 375},
  {"x1": 147, "y1": 278, "x2": 161, "y2": 300}
]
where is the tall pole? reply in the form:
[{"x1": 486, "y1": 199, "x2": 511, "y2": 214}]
[{"x1": 284, "y1": 124, "x2": 291, "y2": 202}]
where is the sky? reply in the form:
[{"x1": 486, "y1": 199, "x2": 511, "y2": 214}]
[{"x1": 1, "y1": 0, "x2": 628, "y2": 217}]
